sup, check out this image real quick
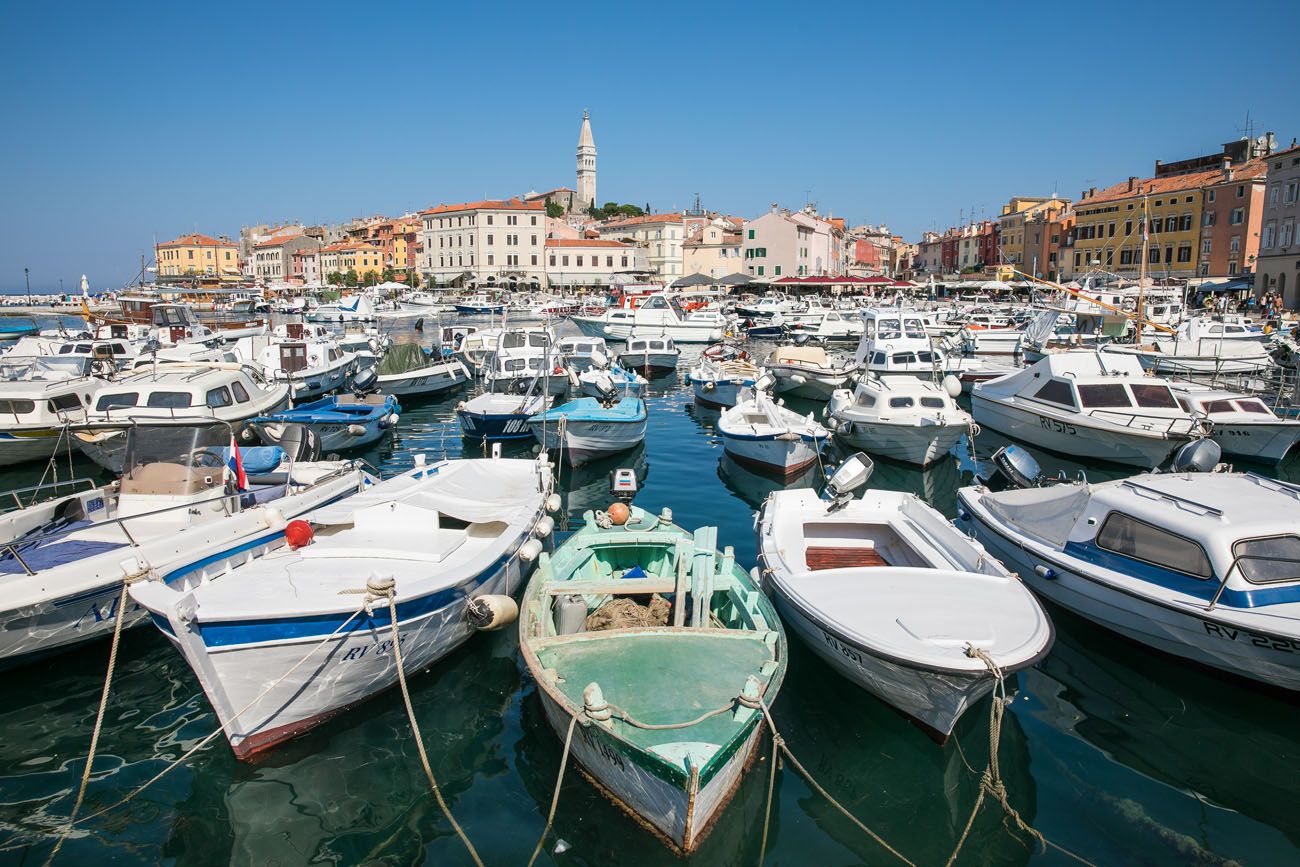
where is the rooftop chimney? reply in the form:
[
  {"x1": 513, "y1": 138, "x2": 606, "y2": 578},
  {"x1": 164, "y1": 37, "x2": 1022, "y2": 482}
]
[
  {"x1": 1127, "y1": 176, "x2": 1137, "y2": 192},
  {"x1": 770, "y1": 203, "x2": 778, "y2": 214},
  {"x1": 1222, "y1": 154, "x2": 1233, "y2": 181}
]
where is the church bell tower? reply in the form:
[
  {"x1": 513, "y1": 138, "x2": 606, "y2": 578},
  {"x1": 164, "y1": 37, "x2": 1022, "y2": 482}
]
[{"x1": 576, "y1": 109, "x2": 597, "y2": 211}]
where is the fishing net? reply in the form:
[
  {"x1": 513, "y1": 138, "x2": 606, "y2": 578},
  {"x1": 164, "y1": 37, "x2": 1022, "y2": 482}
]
[{"x1": 584, "y1": 595, "x2": 671, "y2": 631}]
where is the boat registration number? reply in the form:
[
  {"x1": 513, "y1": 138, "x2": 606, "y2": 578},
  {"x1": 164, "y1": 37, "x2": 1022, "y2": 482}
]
[
  {"x1": 339, "y1": 632, "x2": 408, "y2": 662},
  {"x1": 1203, "y1": 621, "x2": 1300, "y2": 653},
  {"x1": 822, "y1": 629, "x2": 864, "y2": 666},
  {"x1": 1039, "y1": 416, "x2": 1077, "y2": 435}
]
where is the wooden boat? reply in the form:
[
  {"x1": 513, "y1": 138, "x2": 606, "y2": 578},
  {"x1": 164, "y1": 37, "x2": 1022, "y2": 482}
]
[
  {"x1": 528, "y1": 396, "x2": 647, "y2": 465},
  {"x1": 519, "y1": 502, "x2": 786, "y2": 853},
  {"x1": 717, "y1": 382, "x2": 829, "y2": 476}
]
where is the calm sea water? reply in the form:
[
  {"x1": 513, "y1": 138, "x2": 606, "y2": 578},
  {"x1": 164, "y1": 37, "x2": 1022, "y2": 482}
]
[{"x1": 0, "y1": 317, "x2": 1297, "y2": 866}]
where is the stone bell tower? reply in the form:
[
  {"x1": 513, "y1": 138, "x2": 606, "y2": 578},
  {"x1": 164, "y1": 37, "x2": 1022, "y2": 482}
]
[{"x1": 576, "y1": 109, "x2": 597, "y2": 211}]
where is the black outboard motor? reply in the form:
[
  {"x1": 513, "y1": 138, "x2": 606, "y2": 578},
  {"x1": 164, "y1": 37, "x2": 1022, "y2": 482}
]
[
  {"x1": 1171, "y1": 438, "x2": 1222, "y2": 473},
  {"x1": 351, "y1": 366, "x2": 379, "y2": 393},
  {"x1": 983, "y1": 445, "x2": 1046, "y2": 491},
  {"x1": 278, "y1": 423, "x2": 322, "y2": 462}
]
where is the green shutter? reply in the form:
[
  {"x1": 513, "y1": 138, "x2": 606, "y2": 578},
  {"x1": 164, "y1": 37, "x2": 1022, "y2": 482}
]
[
  {"x1": 775, "y1": 265, "x2": 781, "y2": 275},
  {"x1": 758, "y1": 266, "x2": 764, "y2": 276},
  {"x1": 748, "y1": 230, "x2": 755, "y2": 239}
]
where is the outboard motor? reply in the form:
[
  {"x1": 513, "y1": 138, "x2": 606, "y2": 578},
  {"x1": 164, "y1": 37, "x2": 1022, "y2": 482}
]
[
  {"x1": 351, "y1": 366, "x2": 379, "y2": 393},
  {"x1": 278, "y1": 423, "x2": 322, "y2": 462},
  {"x1": 1171, "y1": 438, "x2": 1222, "y2": 474},
  {"x1": 983, "y1": 445, "x2": 1046, "y2": 491},
  {"x1": 820, "y1": 452, "x2": 874, "y2": 513}
]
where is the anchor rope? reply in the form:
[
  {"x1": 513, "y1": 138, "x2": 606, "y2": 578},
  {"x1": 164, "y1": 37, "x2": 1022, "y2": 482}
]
[
  {"x1": 757, "y1": 725, "x2": 781, "y2": 866},
  {"x1": 526, "y1": 714, "x2": 578, "y2": 867}
]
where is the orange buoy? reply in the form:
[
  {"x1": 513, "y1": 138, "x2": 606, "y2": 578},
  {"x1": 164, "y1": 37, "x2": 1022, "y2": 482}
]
[
  {"x1": 285, "y1": 519, "x2": 315, "y2": 550},
  {"x1": 607, "y1": 502, "x2": 630, "y2": 525}
]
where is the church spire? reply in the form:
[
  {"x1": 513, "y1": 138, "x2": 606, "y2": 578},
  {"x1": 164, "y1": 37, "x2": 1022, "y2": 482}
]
[{"x1": 576, "y1": 110, "x2": 597, "y2": 210}]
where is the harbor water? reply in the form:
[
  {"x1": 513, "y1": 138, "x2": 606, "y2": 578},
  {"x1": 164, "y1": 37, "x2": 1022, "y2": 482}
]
[{"x1": 1, "y1": 317, "x2": 1298, "y2": 866}]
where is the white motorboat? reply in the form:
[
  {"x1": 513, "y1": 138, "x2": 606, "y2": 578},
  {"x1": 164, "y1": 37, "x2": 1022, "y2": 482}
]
[
  {"x1": 957, "y1": 443, "x2": 1300, "y2": 692},
  {"x1": 1170, "y1": 384, "x2": 1300, "y2": 465},
  {"x1": 1102, "y1": 317, "x2": 1275, "y2": 376},
  {"x1": 619, "y1": 335, "x2": 680, "y2": 377},
  {"x1": 971, "y1": 351, "x2": 1207, "y2": 469},
  {"x1": 528, "y1": 396, "x2": 647, "y2": 465},
  {"x1": 572, "y1": 294, "x2": 732, "y2": 343},
  {"x1": 717, "y1": 384, "x2": 829, "y2": 476},
  {"x1": 758, "y1": 454, "x2": 1053, "y2": 739},
  {"x1": 735, "y1": 294, "x2": 799, "y2": 320},
  {"x1": 558, "y1": 335, "x2": 612, "y2": 373},
  {"x1": 400, "y1": 290, "x2": 457, "y2": 314},
  {"x1": 236, "y1": 326, "x2": 356, "y2": 400},
  {"x1": 854, "y1": 309, "x2": 953, "y2": 379},
  {"x1": 131, "y1": 454, "x2": 553, "y2": 759},
  {"x1": 959, "y1": 315, "x2": 1025, "y2": 356},
  {"x1": 763, "y1": 344, "x2": 855, "y2": 400},
  {"x1": 0, "y1": 356, "x2": 105, "y2": 467},
  {"x1": 0, "y1": 423, "x2": 368, "y2": 668},
  {"x1": 373, "y1": 343, "x2": 470, "y2": 397},
  {"x1": 826, "y1": 374, "x2": 970, "y2": 467},
  {"x1": 688, "y1": 345, "x2": 759, "y2": 408},
  {"x1": 73, "y1": 364, "x2": 291, "y2": 473},
  {"x1": 578, "y1": 365, "x2": 647, "y2": 400},
  {"x1": 457, "y1": 390, "x2": 552, "y2": 442},
  {"x1": 307, "y1": 294, "x2": 377, "y2": 323}
]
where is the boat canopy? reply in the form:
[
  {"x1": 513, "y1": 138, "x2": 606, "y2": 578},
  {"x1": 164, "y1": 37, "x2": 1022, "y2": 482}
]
[
  {"x1": 377, "y1": 343, "x2": 429, "y2": 376},
  {"x1": 981, "y1": 484, "x2": 1092, "y2": 547}
]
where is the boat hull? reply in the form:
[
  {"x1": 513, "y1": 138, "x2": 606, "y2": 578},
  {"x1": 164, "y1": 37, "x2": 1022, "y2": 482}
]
[
  {"x1": 618, "y1": 353, "x2": 678, "y2": 377},
  {"x1": 457, "y1": 409, "x2": 535, "y2": 441},
  {"x1": 691, "y1": 378, "x2": 752, "y2": 408},
  {"x1": 720, "y1": 432, "x2": 823, "y2": 477},
  {"x1": 961, "y1": 500, "x2": 1300, "y2": 691},
  {"x1": 528, "y1": 417, "x2": 647, "y2": 465},
  {"x1": 376, "y1": 361, "x2": 469, "y2": 397},
  {"x1": 1209, "y1": 422, "x2": 1300, "y2": 465},
  {"x1": 764, "y1": 582, "x2": 994, "y2": 739},
  {"x1": 971, "y1": 393, "x2": 1182, "y2": 469},
  {"x1": 767, "y1": 365, "x2": 849, "y2": 401},
  {"x1": 831, "y1": 418, "x2": 966, "y2": 467},
  {"x1": 533, "y1": 685, "x2": 765, "y2": 853},
  {"x1": 284, "y1": 362, "x2": 351, "y2": 400},
  {"x1": 571, "y1": 317, "x2": 723, "y2": 344},
  {"x1": 0, "y1": 430, "x2": 62, "y2": 467}
]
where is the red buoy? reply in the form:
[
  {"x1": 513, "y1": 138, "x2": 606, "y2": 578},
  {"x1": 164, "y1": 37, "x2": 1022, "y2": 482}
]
[{"x1": 285, "y1": 520, "x2": 314, "y2": 550}]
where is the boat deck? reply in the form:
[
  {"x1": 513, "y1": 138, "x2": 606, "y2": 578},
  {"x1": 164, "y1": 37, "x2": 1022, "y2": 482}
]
[
  {"x1": 805, "y1": 546, "x2": 889, "y2": 571},
  {"x1": 538, "y1": 631, "x2": 773, "y2": 766}
]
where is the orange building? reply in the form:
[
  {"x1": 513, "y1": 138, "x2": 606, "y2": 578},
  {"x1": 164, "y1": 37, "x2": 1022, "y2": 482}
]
[{"x1": 157, "y1": 233, "x2": 240, "y2": 282}]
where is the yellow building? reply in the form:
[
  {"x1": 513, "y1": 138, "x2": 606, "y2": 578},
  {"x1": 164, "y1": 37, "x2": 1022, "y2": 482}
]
[
  {"x1": 1072, "y1": 174, "x2": 1209, "y2": 278},
  {"x1": 321, "y1": 242, "x2": 384, "y2": 281},
  {"x1": 996, "y1": 197, "x2": 1069, "y2": 273},
  {"x1": 157, "y1": 233, "x2": 239, "y2": 281}
]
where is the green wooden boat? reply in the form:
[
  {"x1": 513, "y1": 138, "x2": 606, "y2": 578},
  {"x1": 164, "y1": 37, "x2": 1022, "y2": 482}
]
[{"x1": 519, "y1": 504, "x2": 787, "y2": 854}]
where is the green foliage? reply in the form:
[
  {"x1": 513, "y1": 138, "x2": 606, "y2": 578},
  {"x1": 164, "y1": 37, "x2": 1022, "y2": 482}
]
[
  {"x1": 588, "y1": 202, "x2": 646, "y2": 220},
  {"x1": 545, "y1": 201, "x2": 566, "y2": 219},
  {"x1": 326, "y1": 272, "x2": 344, "y2": 286},
  {"x1": 344, "y1": 268, "x2": 359, "y2": 286}
]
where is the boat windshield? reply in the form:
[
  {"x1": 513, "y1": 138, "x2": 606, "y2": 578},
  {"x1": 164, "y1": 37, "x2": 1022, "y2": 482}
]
[
  {"x1": 902, "y1": 318, "x2": 927, "y2": 339},
  {"x1": 122, "y1": 422, "x2": 234, "y2": 483},
  {"x1": 0, "y1": 355, "x2": 89, "y2": 381}
]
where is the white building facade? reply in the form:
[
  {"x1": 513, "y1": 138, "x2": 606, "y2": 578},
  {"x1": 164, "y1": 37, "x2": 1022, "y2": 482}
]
[
  {"x1": 418, "y1": 198, "x2": 547, "y2": 288},
  {"x1": 741, "y1": 206, "x2": 846, "y2": 282},
  {"x1": 682, "y1": 223, "x2": 744, "y2": 279},
  {"x1": 595, "y1": 214, "x2": 685, "y2": 283},
  {"x1": 545, "y1": 239, "x2": 646, "y2": 288}
]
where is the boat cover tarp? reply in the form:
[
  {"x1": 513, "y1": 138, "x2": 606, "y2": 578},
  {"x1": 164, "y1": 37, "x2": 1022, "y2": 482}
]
[
  {"x1": 0, "y1": 536, "x2": 127, "y2": 574},
  {"x1": 313, "y1": 461, "x2": 538, "y2": 525},
  {"x1": 982, "y1": 485, "x2": 1091, "y2": 548},
  {"x1": 378, "y1": 343, "x2": 430, "y2": 376}
]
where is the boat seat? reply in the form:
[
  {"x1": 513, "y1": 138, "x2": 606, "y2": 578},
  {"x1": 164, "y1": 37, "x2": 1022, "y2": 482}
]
[
  {"x1": 805, "y1": 546, "x2": 889, "y2": 571},
  {"x1": 119, "y1": 462, "x2": 221, "y2": 496}
]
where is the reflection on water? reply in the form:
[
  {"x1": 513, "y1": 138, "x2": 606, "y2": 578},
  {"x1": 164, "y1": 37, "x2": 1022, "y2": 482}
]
[{"x1": 0, "y1": 317, "x2": 1297, "y2": 865}]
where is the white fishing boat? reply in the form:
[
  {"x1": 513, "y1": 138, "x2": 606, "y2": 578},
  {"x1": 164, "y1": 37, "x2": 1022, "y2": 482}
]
[
  {"x1": 717, "y1": 383, "x2": 829, "y2": 476},
  {"x1": 854, "y1": 308, "x2": 953, "y2": 379},
  {"x1": 571, "y1": 295, "x2": 732, "y2": 343},
  {"x1": 763, "y1": 344, "x2": 855, "y2": 400},
  {"x1": 826, "y1": 374, "x2": 970, "y2": 467},
  {"x1": 131, "y1": 454, "x2": 554, "y2": 759},
  {"x1": 373, "y1": 343, "x2": 470, "y2": 397},
  {"x1": 0, "y1": 423, "x2": 367, "y2": 668},
  {"x1": 457, "y1": 390, "x2": 551, "y2": 442},
  {"x1": 687, "y1": 345, "x2": 759, "y2": 408},
  {"x1": 558, "y1": 336, "x2": 612, "y2": 373},
  {"x1": 235, "y1": 326, "x2": 356, "y2": 400},
  {"x1": 1168, "y1": 385, "x2": 1300, "y2": 465},
  {"x1": 578, "y1": 365, "x2": 647, "y2": 400},
  {"x1": 758, "y1": 454, "x2": 1053, "y2": 739},
  {"x1": 971, "y1": 350, "x2": 1207, "y2": 468},
  {"x1": 619, "y1": 335, "x2": 680, "y2": 377},
  {"x1": 73, "y1": 364, "x2": 291, "y2": 473},
  {"x1": 307, "y1": 294, "x2": 377, "y2": 323},
  {"x1": 957, "y1": 442, "x2": 1300, "y2": 692},
  {"x1": 528, "y1": 396, "x2": 648, "y2": 465},
  {"x1": 0, "y1": 356, "x2": 105, "y2": 467},
  {"x1": 400, "y1": 290, "x2": 457, "y2": 314}
]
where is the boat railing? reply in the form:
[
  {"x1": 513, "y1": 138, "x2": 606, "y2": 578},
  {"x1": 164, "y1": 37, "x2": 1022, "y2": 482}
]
[
  {"x1": 1119, "y1": 479, "x2": 1224, "y2": 517},
  {"x1": 1085, "y1": 408, "x2": 1203, "y2": 435},
  {"x1": 1206, "y1": 552, "x2": 1300, "y2": 611},
  {"x1": 0, "y1": 477, "x2": 100, "y2": 515}
]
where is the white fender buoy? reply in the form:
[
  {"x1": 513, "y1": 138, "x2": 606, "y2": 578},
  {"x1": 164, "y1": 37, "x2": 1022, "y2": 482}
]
[
  {"x1": 533, "y1": 515, "x2": 555, "y2": 537},
  {"x1": 545, "y1": 493, "x2": 562, "y2": 513},
  {"x1": 942, "y1": 374, "x2": 962, "y2": 398},
  {"x1": 519, "y1": 538, "x2": 544, "y2": 561},
  {"x1": 347, "y1": 424, "x2": 367, "y2": 437},
  {"x1": 262, "y1": 507, "x2": 287, "y2": 531},
  {"x1": 789, "y1": 374, "x2": 807, "y2": 385},
  {"x1": 466, "y1": 594, "x2": 519, "y2": 630}
]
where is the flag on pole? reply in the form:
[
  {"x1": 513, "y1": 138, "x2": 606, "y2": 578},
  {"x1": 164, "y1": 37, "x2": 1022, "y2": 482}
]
[{"x1": 227, "y1": 434, "x2": 247, "y2": 491}]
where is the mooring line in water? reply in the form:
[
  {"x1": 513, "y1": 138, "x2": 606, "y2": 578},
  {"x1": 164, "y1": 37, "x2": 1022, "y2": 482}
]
[
  {"x1": 368, "y1": 575, "x2": 485, "y2": 867},
  {"x1": 43, "y1": 567, "x2": 146, "y2": 866},
  {"x1": 40, "y1": 603, "x2": 371, "y2": 858},
  {"x1": 757, "y1": 723, "x2": 781, "y2": 866},
  {"x1": 526, "y1": 714, "x2": 578, "y2": 867},
  {"x1": 757, "y1": 701, "x2": 917, "y2": 866}
]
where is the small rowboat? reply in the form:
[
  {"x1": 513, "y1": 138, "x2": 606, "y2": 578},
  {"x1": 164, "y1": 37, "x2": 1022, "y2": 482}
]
[
  {"x1": 519, "y1": 502, "x2": 786, "y2": 853},
  {"x1": 528, "y1": 396, "x2": 647, "y2": 465},
  {"x1": 717, "y1": 383, "x2": 829, "y2": 477}
]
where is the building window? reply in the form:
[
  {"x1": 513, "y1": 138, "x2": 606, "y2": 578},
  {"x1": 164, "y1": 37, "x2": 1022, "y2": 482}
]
[
  {"x1": 1263, "y1": 224, "x2": 1276, "y2": 248},
  {"x1": 1179, "y1": 214, "x2": 1193, "y2": 231},
  {"x1": 1286, "y1": 181, "x2": 1299, "y2": 204},
  {"x1": 562, "y1": 256, "x2": 569, "y2": 266},
  {"x1": 1199, "y1": 263, "x2": 1209, "y2": 276},
  {"x1": 531, "y1": 216, "x2": 538, "y2": 226},
  {"x1": 1269, "y1": 184, "x2": 1281, "y2": 204},
  {"x1": 748, "y1": 229, "x2": 755, "y2": 239},
  {"x1": 549, "y1": 255, "x2": 556, "y2": 266},
  {"x1": 576, "y1": 256, "x2": 584, "y2": 267},
  {"x1": 1208, "y1": 190, "x2": 1216, "y2": 203},
  {"x1": 757, "y1": 266, "x2": 764, "y2": 276},
  {"x1": 606, "y1": 256, "x2": 613, "y2": 267},
  {"x1": 1280, "y1": 221, "x2": 1294, "y2": 247},
  {"x1": 1202, "y1": 211, "x2": 1216, "y2": 227},
  {"x1": 1228, "y1": 261, "x2": 1238, "y2": 275},
  {"x1": 1230, "y1": 208, "x2": 1245, "y2": 225},
  {"x1": 487, "y1": 216, "x2": 493, "y2": 225},
  {"x1": 1230, "y1": 237, "x2": 1240, "y2": 253},
  {"x1": 531, "y1": 254, "x2": 537, "y2": 266},
  {"x1": 1177, "y1": 245, "x2": 1192, "y2": 263},
  {"x1": 487, "y1": 254, "x2": 494, "y2": 265},
  {"x1": 487, "y1": 235, "x2": 493, "y2": 244},
  {"x1": 775, "y1": 265, "x2": 782, "y2": 275},
  {"x1": 1202, "y1": 239, "x2": 1212, "y2": 255},
  {"x1": 1236, "y1": 185, "x2": 1245, "y2": 198}
]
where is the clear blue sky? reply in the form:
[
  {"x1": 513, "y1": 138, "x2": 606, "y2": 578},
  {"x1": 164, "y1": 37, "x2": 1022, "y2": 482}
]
[{"x1": 2, "y1": 0, "x2": 1296, "y2": 291}]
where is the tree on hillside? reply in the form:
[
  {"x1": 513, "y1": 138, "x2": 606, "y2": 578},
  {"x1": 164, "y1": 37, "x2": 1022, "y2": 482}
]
[{"x1": 545, "y1": 200, "x2": 566, "y2": 219}]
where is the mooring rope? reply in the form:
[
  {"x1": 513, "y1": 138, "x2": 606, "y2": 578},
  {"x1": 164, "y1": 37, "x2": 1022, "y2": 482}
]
[
  {"x1": 526, "y1": 714, "x2": 578, "y2": 867},
  {"x1": 757, "y1": 724, "x2": 782, "y2": 866}
]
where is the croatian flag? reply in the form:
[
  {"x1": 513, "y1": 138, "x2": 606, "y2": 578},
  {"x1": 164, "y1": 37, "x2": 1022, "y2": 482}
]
[{"x1": 227, "y1": 435, "x2": 247, "y2": 491}]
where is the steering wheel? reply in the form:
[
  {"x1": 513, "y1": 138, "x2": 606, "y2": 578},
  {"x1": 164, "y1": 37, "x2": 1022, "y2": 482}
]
[{"x1": 190, "y1": 450, "x2": 225, "y2": 469}]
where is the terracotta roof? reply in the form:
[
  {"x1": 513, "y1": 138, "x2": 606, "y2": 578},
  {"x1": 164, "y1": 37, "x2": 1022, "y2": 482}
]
[
  {"x1": 159, "y1": 233, "x2": 233, "y2": 248},
  {"x1": 602, "y1": 213, "x2": 685, "y2": 228},
  {"x1": 254, "y1": 233, "x2": 308, "y2": 248},
  {"x1": 420, "y1": 197, "x2": 543, "y2": 215},
  {"x1": 525, "y1": 188, "x2": 576, "y2": 199},
  {"x1": 1079, "y1": 159, "x2": 1267, "y2": 206},
  {"x1": 545, "y1": 238, "x2": 631, "y2": 248},
  {"x1": 320, "y1": 241, "x2": 374, "y2": 253}
]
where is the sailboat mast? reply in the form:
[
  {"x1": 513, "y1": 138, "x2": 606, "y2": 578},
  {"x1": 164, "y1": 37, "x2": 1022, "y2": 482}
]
[{"x1": 1136, "y1": 192, "x2": 1149, "y2": 344}]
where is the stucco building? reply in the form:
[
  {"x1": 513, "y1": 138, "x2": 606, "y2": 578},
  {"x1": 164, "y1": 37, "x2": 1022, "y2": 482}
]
[
  {"x1": 741, "y1": 205, "x2": 846, "y2": 282},
  {"x1": 156, "y1": 233, "x2": 240, "y2": 282},
  {"x1": 595, "y1": 213, "x2": 687, "y2": 283},
  {"x1": 253, "y1": 233, "x2": 322, "y2": 283},
  {"x1": 418, "y1": 198, "x2": 547, "y2": 288},
  {"x1": 682, "y1": 223, "x2": 743, "y2": 279},
  {"x1": 1257, "y1": 142, "x2": 1300, "y2": 307},
  {"x1": 545, "y1": 238, "x2": 645, "y2": 288}
]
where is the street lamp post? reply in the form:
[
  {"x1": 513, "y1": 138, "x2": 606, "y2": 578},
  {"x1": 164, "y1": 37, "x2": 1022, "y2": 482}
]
[{"x1": 24, "y1": 268, "x2": 30, "y2": 306}]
